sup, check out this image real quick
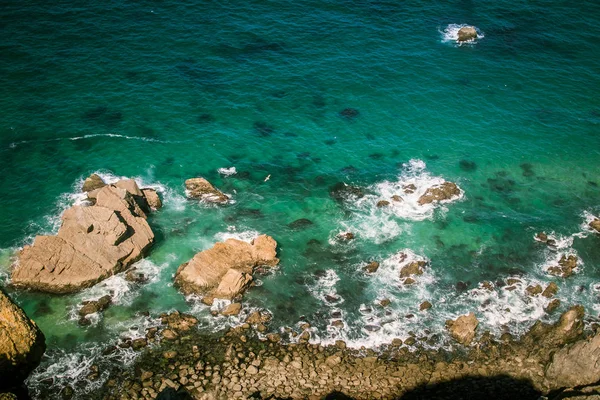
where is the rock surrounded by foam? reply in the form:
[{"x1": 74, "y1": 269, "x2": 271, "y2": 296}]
[
  {"x1": 0, "y1": 289, "x2": 46, "y2": 389},
  {"x1": 174, "y1": 235, "x2": 279, "y2": 299},
  {"x1": 185, "y1": 177, "x2": 229, "y2": 203},
  {"x1": 12, "y1": 182, "x2": 155, "y2": 293},
  {"x1": 417, "y1": 182, "x2": 461, "y2": 205},
  {"x1": 457, "y1": 26, "x2": 478, "y2": 42},
  {"x1": 590, "y1": 218, "x2": 600, "y2": 233}
]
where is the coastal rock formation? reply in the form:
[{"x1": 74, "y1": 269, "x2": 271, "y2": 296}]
[
  {"x1": 82, "y1": 173, "x2": 106, "y2": 193},
  {"x1": 184, "y1": 177, "x2": 229, "y2": 203},
  {"x1": 446, "y1": 312, "x2": 478, "y2": 345},
  {"x1": 418, "y1": 182, "x2": 461, "y2": 205},
  {"x1": 174, "y1": 235, "x2": 279, "y2": 299},
  {"x1": 12, "y1": 181, "x2": 155, "y2": 293},
  {"x1": 79, "y1": 295, "x2": 112, "y2": 316},
  {"x1": 400, "y1": 261, "x2": 426, "y2": 278},
  {"x1": 0, "y1": 289, "x2": 46, "y2": 388},
  {"x1": 545, "y1": 332, "x2": 600, "y2": 388},
  {"x1": 547, "y1": 254, "x2": 578, "y2": 278},
  {"x1": 142, "y1": 188, "x2": 162, "y2": 210},
  {"x1": 457, "y1": 26, "x2": 478, "y2": 42},
  {"x1": 590, "y1": 219, "x2": 600, "y2": 233}
]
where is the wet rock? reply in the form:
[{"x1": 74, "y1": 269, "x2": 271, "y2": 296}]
[
  {"x1": 548, "y1": 255, "x2": 578, "y2": 278},
  {"x1": 142, "y1": 188, "x2": 162, "y2": 210},
  {"x1": 589, "y1": 219, "x2": 600, "y2": 233},
  {"x1": 245, "y1": 311, "x2": 271, "y2": 325},
  {"x1": 331, "y1": 320, "x2": 344, "y2": 328},
  {"x1": 329, "y1": 182, "x2": 364, "y2": 202},
  {"x1": 325, "y1": 294, "x2": 340, "y2": 303},
  {"x1": 125, "y1": 268, "x2": 147, "y2": 284},
  {"x1": 222, "y1": 303, "x2": 242, "y2": 316},
  {"x1": 403, "y1": 277, "x2": 416, "y2": 285},
  {"x1": 542, "y1": 282, "x2": 559, "y2": 298},
  {"x1": 0, "y1": 289, "x2": 46, "y2": 389},
  {"x1": 457, "y1": 26, "x2": 478, "y2": 42},
  {"x1": 481, "y1": 281, "x2": 494, "y2": 291},
  {"x1": 184, "y1": 177, "x2": 229, "y2": 203},
  {"x1": 535, "y1": 232, "x2": 549, "y2": 242},
  {"x1": 545, "y1": 332, "x2": 600, "y2": 389},
  {"x1": 340, "y1": 108, "x2": 359, "y2": 119},
  {"x1": 400, "y1": 261, "x2": 426, "y2": 278},
  {"x1": 376, "y1": 200, "x2": 390, "y2": 208},
  {"x1": 446, "y1": 312, "x2": 478, "y2": 345},
  {"x1": 526, "y1": 285, "x2": 543, "y2": 297},
  {"x1": 380, "y1": 299, "x2": 391, "y2": 307},
  {"x1": 82, "y1": 173, "x2": 106, "y2": 193},
  {"x1": 418, "y1": 182, "x2": 461, "y2": 205},
  {"x1": 288, "y1": 218, "x2": 314, "y2": 230},
  {"x1": 337, "y1": 232, "x2": 355, "y2": 241},
  {"x1": 12, "y1": 183, "x2": 154, "y2": 293},
  {"x1": 391, "y1": 195, "x2": 403, "y2": 202},
  {"x1": 132, "y1": 338, "x2": 148, "y2": 351},
  {"x1": 506, "y1": 278, "x2": 521, "y2": 286},
  {"x1": 403, "y1": 184, "x2": 417, "y2": 194},
  {"x1": 78, "y1": 317, "x2": 91, "y2": 326},
  {"x1": 174, "y1": 235, "x2": 278, "y2": 299},
  {"x1": 456, "y1": 281, "x2": 469, "y2": 292},
  {"x1": 364, "y1": 261, "x2": 380, "y2": 273},
  {"x1": 266, "y1": 333, "x2": 281, "y2": 343},
  {"x1": 79, "y1": 295, "x2": 112, "y2": 316},
  {"x1": 404, "y1": 337, "x2": 416, "y2": 346},
  {"x1": 420, "y1": 301, "x2": 432, "y2": 311}
]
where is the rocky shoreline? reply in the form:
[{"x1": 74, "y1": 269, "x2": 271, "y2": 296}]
[{"x1": 91, "y1": 306, "x2": 600, "y2": 400}]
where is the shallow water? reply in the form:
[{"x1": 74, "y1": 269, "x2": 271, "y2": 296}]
[{"x1": 1, "y1": 1, "x2": 600, "y2": 397}]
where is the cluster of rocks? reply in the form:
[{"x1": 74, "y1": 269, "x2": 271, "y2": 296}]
[
  {"x1": 11, "y1": 175, "x2": 159, "y2": 293},
  {"x1": 374, "y1": 181, "x2": 462, "y2": 209},
  {"x1": 99, "y1": 305, "x2": 600, "y2": 400}
]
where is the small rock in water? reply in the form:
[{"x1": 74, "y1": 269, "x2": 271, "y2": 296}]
[
  {"x1": 376, "y1": 200, "x2": 390, "y2": 208},
  {"x1": 526, "y1": 285, "x2": 543, "y2": 296},
  {"x1": 380, "y1": 299, "x2": 391, "y2": 307},
  {"x1": 400, "y1": 261, "x2": 426, "y2": 278},
  {"x1": 325, "y1": 294, "x2": 340, "y2": 303},
  {"x1": 546, "y1": 299, "x2": 561, "y2": 313},
  {"x1": 420, "y1": 301, "x2": 432, "y2": 311},
  {"x1": 364, "y1": 261, "x2": 380, "y2": 273},
  {"x1": 418, "y1": 182, "x2": 461, "y2": 205},
  {"x1": 79, "y1": 295, "x2": 112, "y2": 316},
  {"x1": 338, "y1": 231, "x2": 355, "y2": 241},
  {"x1": 391, "y1": 195, "x2": 403, "y2": 202},
  {"x1": 542, "y1": 282, "x2": 559, "y2": 298},
  {"x1": 364, "y1": 325, "x2": 381, "y2": 332},
  {"x1": 590, "y1": 219, "x2": 600, "y2": 233},
  {"x1": 402, "y1": 184, "x2": 417, "y2": 194},
  {"x1": 184, "y1": 177, "x2": 229, "y2": 203},
  {"x1": 535, "y1": 232, "x2": 549, "y2": 242},
  {"x1": 457, "y1": 26, "x2": 478, "y2": 42}
]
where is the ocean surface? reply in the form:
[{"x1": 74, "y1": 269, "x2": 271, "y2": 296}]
[{"x1": 2, "y1": 1, "x2": 600, "y2": 397}]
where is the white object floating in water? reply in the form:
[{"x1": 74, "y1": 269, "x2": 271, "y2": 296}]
[{"x1": 264, "y1": 174, "x2": 271, "y2": 182}]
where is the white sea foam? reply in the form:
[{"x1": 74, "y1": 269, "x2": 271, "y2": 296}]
[
  {"x1": 8, "y1": 133, "x2": 178, "y2": 149},
  {"x1": 340, "y1": 159, "x2": 463, "y2": 244},
  {"x1": 308, "y1": 269, "x2": 344, "y2": 306},
  {"x1": 214, "y1": 227, "x2": 260, "y2": 243},
  {"x1": 440, "y1": 24, "x2": 484, "y2": 44},
  {"x1": 218, "y1": 167, "x2": 237, "y2": 176}
]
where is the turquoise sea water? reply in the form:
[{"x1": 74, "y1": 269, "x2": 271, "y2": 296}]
[{"x1": 2, "y1": 1, "x2": 600, "y2": 397}]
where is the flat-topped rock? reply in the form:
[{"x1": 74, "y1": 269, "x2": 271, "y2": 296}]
[
  {"x1": 12, "y1": 183, "x2": 155, "y2": 293},
  {"x1": 185, "y1": 177, "x2": 229, "y2": 203},
  {"x1": 0, "y1": 289, "x2": 46, "y2": 389},
  {"x1": 418, "y1": 182, "x2": 461, "y2": 205},
  {"x1": 174, "y1": 235, "x2": 278, "y2": 299}
]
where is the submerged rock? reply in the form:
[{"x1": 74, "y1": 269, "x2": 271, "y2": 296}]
[
  {"x1": 0, "y1": 289, "x2": 46, "y2": 389},
  {"x1": 457, "y1": 26, "x2": 478, "y2": 42},
  {"x1": 174, "y1": 235, "x2": 279, "y2": 299},
  {"x1": 184, "y1": 177, "x2": 229, "y2": 203},
  {"x1": 329, "y1": 182, "x2": 364, "y2": 202},
  {"x1": 446, "y1": 312, "x2": 478, "y2": 345},
  {"x1": 339, "y1": 108, "x2": 359, "y2": 119},
  {"x1": 288, "y1": 218, "x2": 314, "y2": 230},
  {"x1": 418, "y1": 182, "x2": 461, "y2": 205},
  {"x1": 12, "y1": 182, "x2": 155, "y2": 293}
]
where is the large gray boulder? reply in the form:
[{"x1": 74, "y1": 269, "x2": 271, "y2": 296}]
[
  {"x1": 174, "y1": 235, "x2": 278, "y2": 299},
  {"x1": 0, "y1": 289, "x2": 46, "y2": 389},
  {"x1": 12, "y1": 182, "x2": 154, "y2": 293}
]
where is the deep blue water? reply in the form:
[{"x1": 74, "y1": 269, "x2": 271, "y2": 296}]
[{"x1": 1, "y1": 1, "x2": 600, "y2": 397}]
